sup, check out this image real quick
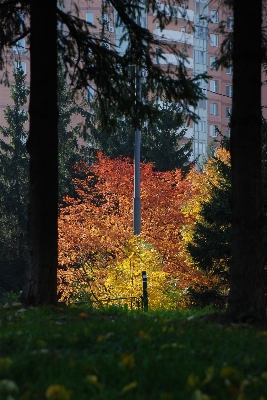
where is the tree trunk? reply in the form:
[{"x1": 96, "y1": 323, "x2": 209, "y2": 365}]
[
  {"x1": 227, "y1": 0, "x2": 265, "y2": 321},
  {"x1": 24, "y1": 0, "x2": 58, "y2": 305}
]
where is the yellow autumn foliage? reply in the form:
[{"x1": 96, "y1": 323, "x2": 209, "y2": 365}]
[{"x1": 105, "y1": 236, "x2": 180, "y2": 309}]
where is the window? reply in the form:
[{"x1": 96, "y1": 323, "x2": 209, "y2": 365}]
[
  {"x1": 194, "y1": 50, "x2": 207, "y2": 64},
  {"x1": 156, "y1": 21, "x2": 160, "y2": 29},
  {"x1": 195, "y1": 2, "x2": 207, "y2": 16},
  {"x1": 14, "y1": 61, "x2": 26, "y2": 74},
  {"x1": 194, "y1": 25, "x2": 207, "y2": 39},
  {"x1": 140, "y1": 16, "x2": 147, "y2": 28},
  {"x1": 86, "y1": 12, "x2": 94, "y2": 24},
  {"x1": 13, "y1": 12, "x2": 25, "y2": 29},
  {"x1": 227, "y1": 16, "x2": 234, "y2": 29},
  {"x1": 181, "y1": 26, "x2": 186, "y2": 33},
  {"x1": 86, "y1": 86, "x2": 95, "y2": 101},
  {"x1": 198, "y1": 99, "x2": 206, "y2": 110},
  {"x1": 226, "y1": 130, "x2": 231, "y2": 138},
  {"x1": 210, "y1": 34, "x2": 218, "y2": 47},
  {"x1": 13, "y1": 38, "x2": 26, "y2": 55},
  {"x1": 195, "y1": 120, "x2": 207, "y2": 132},
  {"x1": 210, "y1": 125, "x2": 218, "y2": 137},
  {"x1": 210, "y1": 56, "x2": 217, "y2": 70},
  {"x1": 210, "y1": 103, "x2": 218, "y2": 115},
  {"x1": 210, "y1": 10, "x2": 218, "y2": 23},
  {"x1": 210, "y1": 80, "x2": 218, "y2": 93},
  {"x1": 194, "y1": 141, "x2": 206, "y2": 155},
  {"x1": 115, "y1": 11, "x2": 123, "y2": 26},
  {"x1": 226, "y1": 65, "x2": 233, "y2": 74},
  {"x1": 226, "y1": 107, "x2": 232, "y2": 118},
  {"x1": 226, "y1": 85, "x2": 233, "y2": 97}
]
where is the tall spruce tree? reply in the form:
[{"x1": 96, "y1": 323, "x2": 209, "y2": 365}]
[
  {"x1": 87, "y1": 102, "x2": 193, "y2": 172},
  {"x1": 0, "y1": 64, "x2": 92, "y2": 293},
  {"x1": 0, "y1": 64, "x2": 29, "y2": 293},
  {"x1": 57, "y1": 68, "x2": 91, "y2": 200}
]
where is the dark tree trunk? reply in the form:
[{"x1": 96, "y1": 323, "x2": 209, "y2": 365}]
[
  {"x1": 24, "y1": 0, "x2": 58, "y2": 305},
  {"x1": 227, "y1": 0, "x2": 265, "y2": 321}
]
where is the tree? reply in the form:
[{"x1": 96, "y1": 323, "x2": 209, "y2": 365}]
[
  {"x1": 0, "y1": 0, "x2": 207, "y2": 305},
  {"x1": 57, "y1": 67, "x2": 92, "y2": 200},
  {"x1": 0, "y1": 64, "x2": 29, "y2": 293},
  {"x1": 227, "y1": 0, "x2": 265, "y2": 321},
  {"x1": 105, "y1": 236, "x2": 181, "y2": 310},
  {"x1": 87, "y1": 102, "x2": 194, "y2": 172},
  {"x1": 181, "y1": 116, "x2": 267, "y2": 310},
  {"x1": 181, "y1": 148, "x2": 231, "y2": 307},
  {"x1": 0, "y1": 61, "x2": 93, "y2": 295},
  {"x1": 58, "y1": 154, "x2": 207, "y2": 304},
  {"x1": 141, "y1": 103, "x2": 193, "y2": 172}
]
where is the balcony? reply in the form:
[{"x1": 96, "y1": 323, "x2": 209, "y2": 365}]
[
  {"x1": 154, "y1": 53, "x2": 193, "y2": 69},
  {"x1": 154, "y1": 5, "x2": 194, "y2": 22},
  {"x1": 153, "y1": 29, "x2": 194, "y2": 46}
]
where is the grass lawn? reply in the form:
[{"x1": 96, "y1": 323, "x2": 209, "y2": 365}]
[{"x1": 1, "y1": 303, "x2": 267, "y2": 400}]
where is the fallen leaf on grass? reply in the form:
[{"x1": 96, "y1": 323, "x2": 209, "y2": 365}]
[
  {"x1": 187, "y1": 373, "x2": 200, "y2": 388},
  {"x1": 220, "y1": 366, "x2": 242, "y2": 383},
  {"x1": 138, "y1": 330, "x2": 151, "y2": 340},
  {"x1": 192, "y1": 389, "x2": 210, "y2": 400},
  {"x1": 203, "y1": 366, "x2": 215, "y2": 384},
  {"x1": 86, "y1": 375, "x2": 101, "y2": 388},
  {"x1": 119, "y1": 353, "x2": 135, "y2": 369},
  {"x1": 97, "y1": 335, "x2": 105, "y2": 342},
  {"x1": 97, "y1": 332, "x2": 115, "y2": 342},
  {"x1": 79, "y1": 312, "x2": 88, "y2": 319},
  {"x1": 258, "y1": 331, "x2": 267, "y2": 337},
  {"x1": 45, "y1": 384, "x2": 70, "y2": 400},
  {"x1": 120, "y1": 381, "x2": 137, "y2": 394}
]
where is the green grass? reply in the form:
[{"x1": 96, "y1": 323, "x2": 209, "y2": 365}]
[{"x1": 0, "y1": 303, "x2": 267, "y2": 400}]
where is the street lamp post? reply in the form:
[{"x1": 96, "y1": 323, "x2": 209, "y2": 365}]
[{"x1": 133, "y1": 15, "x2": 142, "y2": 235}]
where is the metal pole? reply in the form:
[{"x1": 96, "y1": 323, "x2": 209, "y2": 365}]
[
  {"x1": 133, "y1": 15, "x2": 141, "y2": 235},
  {"x1": 142, "y1": 271, "x2": 148, "y2": 312},
  {"x1": 134, "y1": 122, "x2": 141, "y2": 235}
]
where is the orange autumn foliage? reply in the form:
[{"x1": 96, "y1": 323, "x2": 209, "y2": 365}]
[{"x1": 58, "y1": 153, "x2": 207, "y2": 303}]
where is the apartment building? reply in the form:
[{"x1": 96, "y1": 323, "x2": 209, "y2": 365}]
[{"x1": 0, "y1": 0, "x2": 266, "y2": 161}]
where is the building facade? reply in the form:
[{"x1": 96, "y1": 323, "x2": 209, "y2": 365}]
[{"x1": 1, "y1": 0, "x2": 266, "y2": 161}]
